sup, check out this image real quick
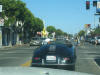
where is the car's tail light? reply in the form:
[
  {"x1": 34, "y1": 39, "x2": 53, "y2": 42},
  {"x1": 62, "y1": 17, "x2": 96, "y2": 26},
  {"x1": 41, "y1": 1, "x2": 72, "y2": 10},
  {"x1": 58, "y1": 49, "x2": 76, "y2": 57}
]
[
  {"x1": 34, "y1": 57, "x2": 40, "y2": 60},
  {"x1": 61, "y1": 57, "x2": 70, "y2": 64},
  {"x1": 64, "y1": 57, "x2": 70, "y2": 61}
]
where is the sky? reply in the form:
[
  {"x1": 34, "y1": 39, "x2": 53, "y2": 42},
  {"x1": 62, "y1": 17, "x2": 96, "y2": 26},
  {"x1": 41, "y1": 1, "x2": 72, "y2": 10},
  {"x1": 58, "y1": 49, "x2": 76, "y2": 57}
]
[{"x1": 22, "y1": 0, "x2": 97, "y2": 34}]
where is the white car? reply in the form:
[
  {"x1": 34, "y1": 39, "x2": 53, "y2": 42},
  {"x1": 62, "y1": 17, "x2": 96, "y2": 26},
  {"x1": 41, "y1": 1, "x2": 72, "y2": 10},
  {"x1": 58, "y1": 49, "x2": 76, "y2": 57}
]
[{"x1": 95, "y1": 36, "x2": 100, "y2": 45}]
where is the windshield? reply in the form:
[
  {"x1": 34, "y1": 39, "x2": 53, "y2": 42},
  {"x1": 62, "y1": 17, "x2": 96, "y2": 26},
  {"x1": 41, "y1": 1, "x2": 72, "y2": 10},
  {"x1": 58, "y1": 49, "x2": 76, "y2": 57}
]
[{"x1": 0, "y1": 0, "x2": 100, "y2": 75}]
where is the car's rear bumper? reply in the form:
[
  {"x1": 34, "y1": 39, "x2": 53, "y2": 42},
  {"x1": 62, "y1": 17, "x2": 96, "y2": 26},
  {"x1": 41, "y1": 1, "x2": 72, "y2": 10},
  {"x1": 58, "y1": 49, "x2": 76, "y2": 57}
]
[{"x1": 31, "y1": 63, "x2": 75, "y2": 69}]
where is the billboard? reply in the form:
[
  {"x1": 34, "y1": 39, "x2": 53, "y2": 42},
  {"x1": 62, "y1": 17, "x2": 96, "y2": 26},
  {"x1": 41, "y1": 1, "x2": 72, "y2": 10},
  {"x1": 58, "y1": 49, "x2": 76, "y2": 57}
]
[
  {"x1": 96, "y1": 2, "x2": 100, "y2": 13},
  {"x1": 84, "y1": 24, "x2": 91, "y2": 28}
]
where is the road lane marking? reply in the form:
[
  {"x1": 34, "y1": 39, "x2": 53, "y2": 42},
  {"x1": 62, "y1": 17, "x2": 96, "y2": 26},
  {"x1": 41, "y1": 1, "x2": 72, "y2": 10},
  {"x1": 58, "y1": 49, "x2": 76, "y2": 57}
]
[
  {"x1": 79, "y1": 51, "x2": 100, "y2": 54},
  {"x1": 21, "y1": 60, "x2": 32, "y2": 67},
  {"x1": 78, "y1": 58, "x2": 100, "y2": 60},
  {"x1": 79, "y1": 58, "x2": 94, "y2": 59},
  {"x1": 0, "y1": 57, "x2": 22, "y2": 59},
  {"x1": 5, "y1": 52, "x2": 16, "y2": 53},
  {"x1": 79, "y1": 58, "x2": 100, "y2": 70},
  {"x1": 0, "y1": 54, "x2": 5, "y2": 56},
  {"x1": 92, "y1": 59, "x2": 100, "y2": 70}
]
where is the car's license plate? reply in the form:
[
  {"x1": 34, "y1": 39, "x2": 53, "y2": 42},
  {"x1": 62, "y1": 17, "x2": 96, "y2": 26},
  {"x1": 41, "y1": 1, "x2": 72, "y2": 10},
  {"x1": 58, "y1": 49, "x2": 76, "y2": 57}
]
[{"x1": 46, "y1": 56, "x2": 56, "y2": 61}]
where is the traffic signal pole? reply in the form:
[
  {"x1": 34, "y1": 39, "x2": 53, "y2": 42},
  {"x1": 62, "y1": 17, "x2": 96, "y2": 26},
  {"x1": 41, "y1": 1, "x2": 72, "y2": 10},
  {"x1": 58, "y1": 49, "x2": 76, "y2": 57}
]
[{"x1": 86, "y1": 0, "x2": 100, "y2": 28}]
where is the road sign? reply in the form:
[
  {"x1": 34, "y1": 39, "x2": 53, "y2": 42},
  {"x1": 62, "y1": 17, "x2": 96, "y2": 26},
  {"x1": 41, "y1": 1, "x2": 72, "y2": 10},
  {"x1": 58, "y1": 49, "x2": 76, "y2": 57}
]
[
  {"x1": 84, "y1": 24, "x2": 91, "y2": 28},
  {"x1": 0, "y1": 5, "x2": 2, "y2": 12}
]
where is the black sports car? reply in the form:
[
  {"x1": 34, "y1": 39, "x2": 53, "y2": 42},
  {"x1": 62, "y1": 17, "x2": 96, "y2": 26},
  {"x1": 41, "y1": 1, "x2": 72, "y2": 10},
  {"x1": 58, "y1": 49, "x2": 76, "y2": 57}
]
[{"x1": 31, "y1": 43, "x2": 76, "y2": 70}]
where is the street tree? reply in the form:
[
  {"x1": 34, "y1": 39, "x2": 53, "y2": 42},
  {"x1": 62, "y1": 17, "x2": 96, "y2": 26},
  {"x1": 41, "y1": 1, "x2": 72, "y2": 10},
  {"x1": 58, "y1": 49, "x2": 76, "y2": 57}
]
[
  {"x1": 46, "y1": 26, "x2": 56, "y2": 34},
  {"x1": 94, "y1": 28, "x2": 100, "y2": 35},
  {"x1": 56, "y1": 29, "x2": 64, "y2": 36},
  {"x1": 78, "y1": 30, "x2": 85, "y2": 37},
  {"x1": 0, "y1": 0, "x2": 44, "y2": 43}
]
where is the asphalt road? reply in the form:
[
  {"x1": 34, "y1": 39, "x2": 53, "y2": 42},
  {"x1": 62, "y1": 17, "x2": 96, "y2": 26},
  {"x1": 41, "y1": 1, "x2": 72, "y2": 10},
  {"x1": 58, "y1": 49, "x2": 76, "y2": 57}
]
[
  {"x1": 76, "y1": 42, "x2": 100, "y2": 75},
  {"x1": 0, "y1": 45, "x2": 37, "y2": 66},
  {"x1": 0, "y1": 43, "x2": 100, "y2": 75}
]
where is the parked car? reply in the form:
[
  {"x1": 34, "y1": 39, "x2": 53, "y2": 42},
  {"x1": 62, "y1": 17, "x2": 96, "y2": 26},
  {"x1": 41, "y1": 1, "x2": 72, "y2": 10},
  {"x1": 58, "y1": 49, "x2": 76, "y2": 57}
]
[
  {"x1": 30, "y1": 37, "x2": 42, "y2": 46},
  {"x1": 95, "y1": 36, "x2": 100, "y2": 45},
  {"x1": 31, "y1": 43, "x2": 76, "y2": 70}
]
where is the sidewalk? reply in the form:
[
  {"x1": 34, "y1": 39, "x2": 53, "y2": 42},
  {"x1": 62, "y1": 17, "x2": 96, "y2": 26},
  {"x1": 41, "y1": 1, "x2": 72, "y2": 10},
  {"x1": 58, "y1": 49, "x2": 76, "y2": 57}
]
[{"x1": 0, "y1": 44, "x2": 29, "y2": 50}]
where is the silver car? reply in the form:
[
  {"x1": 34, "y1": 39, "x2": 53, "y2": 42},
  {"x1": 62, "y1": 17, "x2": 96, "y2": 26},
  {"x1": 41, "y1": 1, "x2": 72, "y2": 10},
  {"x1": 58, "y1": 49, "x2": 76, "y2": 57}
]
[{"x1": 30, "y1": 37, "x2": 41, "y2": 46}]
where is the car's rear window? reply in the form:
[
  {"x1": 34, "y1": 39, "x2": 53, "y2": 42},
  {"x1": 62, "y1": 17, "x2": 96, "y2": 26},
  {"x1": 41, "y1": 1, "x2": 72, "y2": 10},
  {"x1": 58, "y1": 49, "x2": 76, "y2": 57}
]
[{"x1": 34, "y1": 44, "x2": 74, "y2": 57}]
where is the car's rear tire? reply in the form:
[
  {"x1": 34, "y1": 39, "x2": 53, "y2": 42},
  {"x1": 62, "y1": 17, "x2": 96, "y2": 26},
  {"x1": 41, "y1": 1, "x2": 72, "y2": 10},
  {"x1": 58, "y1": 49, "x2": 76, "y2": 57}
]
[
  {"x1": 71, "y1": 65, "x2": 75, "y2": 71},
  {"x1": 68, "y1": 65, "x2": 75, "y2": 71},
  {"x1": 64, "y1": 65, "x2": 75, "y2": 71}
]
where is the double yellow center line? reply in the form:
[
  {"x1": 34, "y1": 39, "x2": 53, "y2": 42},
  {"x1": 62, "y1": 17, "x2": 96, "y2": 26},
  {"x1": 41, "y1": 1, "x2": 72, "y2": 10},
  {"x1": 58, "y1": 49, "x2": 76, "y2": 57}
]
[{"x1": 21, "y1": 60, "x2": 32, "y2": 67}]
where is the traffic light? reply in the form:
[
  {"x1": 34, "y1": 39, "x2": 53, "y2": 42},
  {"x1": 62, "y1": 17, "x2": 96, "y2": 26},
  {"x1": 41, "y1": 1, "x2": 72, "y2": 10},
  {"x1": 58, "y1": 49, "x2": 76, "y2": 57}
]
[
  {"x1": 87, "y1": 24, "x2": 90, "y2": 27},
  {"x1": 86, "y1": 1, "x2": 90, "y2": 10},
  {"x1": 96, "y1": 2, "x2": 100, "y2": 13},
  {"x1": 93, "y1": 0, "x2": 97, "y2": 7}
]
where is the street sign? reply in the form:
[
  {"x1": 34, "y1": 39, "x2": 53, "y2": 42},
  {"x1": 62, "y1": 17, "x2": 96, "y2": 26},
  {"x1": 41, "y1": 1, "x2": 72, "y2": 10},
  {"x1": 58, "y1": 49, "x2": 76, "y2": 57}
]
[
  {"x1": 84, "y1": 24, "x2": 91, "y2": 28},
  {"x1": 0, "y1": 5, "x2": 2, "y2": 12}
]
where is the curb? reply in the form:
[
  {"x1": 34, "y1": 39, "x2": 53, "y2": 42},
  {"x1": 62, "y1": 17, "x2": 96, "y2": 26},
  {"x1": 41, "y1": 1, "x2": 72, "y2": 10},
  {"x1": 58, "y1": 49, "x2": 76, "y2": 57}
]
[{"x1": 0, "y1": 44, "x2": 29, "y2": 50}]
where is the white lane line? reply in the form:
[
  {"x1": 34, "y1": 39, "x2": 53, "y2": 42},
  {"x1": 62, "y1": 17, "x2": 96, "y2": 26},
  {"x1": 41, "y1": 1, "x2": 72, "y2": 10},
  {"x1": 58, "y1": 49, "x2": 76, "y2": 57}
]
[
  {"x1": 79, "y1": 58, "x2": 100, "y2": 70},
  {"x1": 79, "y1": 58, "x2": 94, "y2": 60},
  {"x1": 82, "y1": 52, "x2": 100, "y2": 54},
  {"x1": 0, "y1": 54, "x2": 5, "y2": 56},
  {"x1": 5, "y1": 52, "x2": 16, "y2": 53},
  {"x1": 0, "y1": 47, "x2": 36, "y2": 50},
  {"x1": 80, "y1": 46, "x2": 86, "y2": 48},
  {"x1": 79, "y1": 58, "x2": 100, "y2": 60},
  {"x1": 0, "y1": 57, "x2": 22, "y2": 59},
  {"x1": 92, "y1": 59, "x2": 100, "y2": 70},
  {"x1": 79, "y1": 54, "x2": 100, "y2": 57}
]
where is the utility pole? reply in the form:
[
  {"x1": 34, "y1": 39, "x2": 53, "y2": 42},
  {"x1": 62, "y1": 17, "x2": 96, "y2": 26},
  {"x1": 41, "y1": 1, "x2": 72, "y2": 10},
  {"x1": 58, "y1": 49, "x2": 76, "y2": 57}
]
[
  {"x1": 94, "y1": 14, "x2": 96, "y2": 28},
  {"x1": 0, "y1": 4, "x2": 3, "y2": 48},
  {"x1": 86, "y1": 0, "x2": 100, "y2": 36}
]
